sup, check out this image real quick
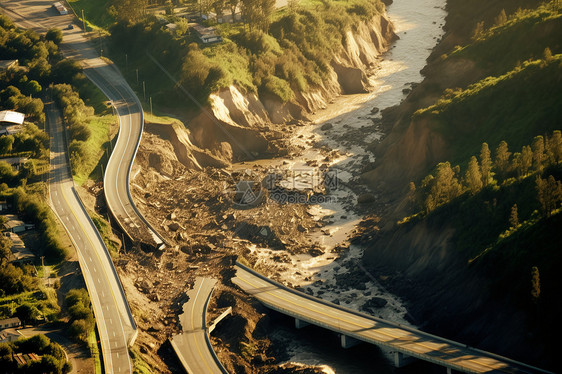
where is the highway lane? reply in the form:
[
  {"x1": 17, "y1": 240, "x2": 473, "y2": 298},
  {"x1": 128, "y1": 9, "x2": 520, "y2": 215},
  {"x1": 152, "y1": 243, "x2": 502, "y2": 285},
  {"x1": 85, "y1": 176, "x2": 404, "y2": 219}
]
[
  {"x1": 47, "y1": 102, "x2": 133, "y2": 374},
  {"x1": 0, "y1": 0, "x2": 165, "y2": 249},
  {"x1": 83, "y1": 66, "x2": 165, "y2": 249},
  {"x1": 233, "y1": 263, "x2": 553, "y2": 374},
  {"x1": 171, "y1": 278, "x2": 227, "y2": 374}
]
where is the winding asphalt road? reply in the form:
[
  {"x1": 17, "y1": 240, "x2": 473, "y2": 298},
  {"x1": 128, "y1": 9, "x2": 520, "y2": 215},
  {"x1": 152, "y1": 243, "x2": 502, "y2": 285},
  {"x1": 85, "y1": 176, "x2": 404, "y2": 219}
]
[
  {"x1": 47, "y1": 102, "x2": 135, "y2": 374},
  {"x1": 171, "y1": 278, "x2": 227, "y2": 374}
]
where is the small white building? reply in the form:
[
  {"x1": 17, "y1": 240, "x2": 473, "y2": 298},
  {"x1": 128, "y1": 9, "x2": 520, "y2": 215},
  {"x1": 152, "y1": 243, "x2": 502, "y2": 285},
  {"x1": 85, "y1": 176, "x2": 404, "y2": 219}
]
[
  {"x1": 192, "y1": 24, "x2": 223, "y2": 44},
  {"x1": 0, "y1": 110, "x2": 25, "y2": 126},
  {"x1": 2, "y1": 214, "x2": 34, "y2": 233},
  {"x1": 0, "y1": 60, "x2": 18, "y2": 72},
  {"x1": 0, "y1": 317, "x2": 21, "y2": 330}
]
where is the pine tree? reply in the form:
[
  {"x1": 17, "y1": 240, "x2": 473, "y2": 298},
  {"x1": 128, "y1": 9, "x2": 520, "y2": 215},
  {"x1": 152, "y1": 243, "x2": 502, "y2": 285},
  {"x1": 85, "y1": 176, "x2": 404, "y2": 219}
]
[
  {"x1": 433, "y1": 162, "x2": 462, "y2": 205},
  {"x1": 480, "y1": 143, "x2": 492, "y2": 186},
  {"x1": 521, "y1": 145, "x2": 533, "y2": 176},
  {"x1": 465, "y1": 156, "x2": 483, "y2": 194},
  {"x1": 494, "y1": 140, "x2": 511, "y2": 181},
  {"x1": 550, "y1": 130, "x2": 562, "y2": 164},
  {"x1": 536, "y1": 175, "x2": 562, "y2": 217},
  {"x1": 509, "y1": 204, "x2": 519, "y2": 228},
  {"x1": 532, "y1": 135, "x2": 545, "y2": 172},
  {"x1": 495, "y1": 9, "x2": 507, "y2": 26}
]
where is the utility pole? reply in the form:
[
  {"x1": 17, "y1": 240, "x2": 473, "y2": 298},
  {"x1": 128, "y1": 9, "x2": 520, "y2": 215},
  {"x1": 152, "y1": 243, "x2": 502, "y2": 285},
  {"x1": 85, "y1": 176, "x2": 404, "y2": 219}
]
[
  {"x1": 125, "y1": 54, "x2": 128, "y2": 70},
  {"x1": 41, "y1": 256, "x2": 47, "y2": 285},
  {"x1": 81, "y1": 9, "x2": 86, "y2": 33},
  {"x1": 150, "y1": 97, "x2": 153, "y2": 116},
  {"x1": 142, "y1": 81, "x2": 146, "y2": 100},
  {"x1": 99, "y1": 30, "x2": 103, "y2": 57},
  {"x1": 136, "y1": 69, "x2": 139, "y2": 85}
]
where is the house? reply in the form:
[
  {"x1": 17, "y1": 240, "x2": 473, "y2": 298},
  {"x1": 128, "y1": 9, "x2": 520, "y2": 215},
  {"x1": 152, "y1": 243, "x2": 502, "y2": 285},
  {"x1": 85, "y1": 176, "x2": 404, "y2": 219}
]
[
  {"x1": 0, "y1": 317, "x2": 21, "y2": 330},
  {"x1": 0, "y1": 200, "x2": 7, "y2": 212},
  {"x1": 192, "y1": 24, "x2": 223, "y2": 44},
  {"x1": 0, "y1": 157, "x2": 28, "y2": 170},
  {"x1": 2, "y1": 214, "x2": 34, "y2": 233},
  {"x1": 7, "y1": 232, "x2": 34, "y2": 263},
  {"x1": 0, "y1": 124, "x2": 23, "y2": 136},
  {"x1": 0, "y1": 329, "x2": 22, "y2": 343},
  {"x1": 0, "y1": 60, "x2": 18, "y2": 72},
  {"x1": 0, "y1": 110, "x2": 25, "y2": 126}
]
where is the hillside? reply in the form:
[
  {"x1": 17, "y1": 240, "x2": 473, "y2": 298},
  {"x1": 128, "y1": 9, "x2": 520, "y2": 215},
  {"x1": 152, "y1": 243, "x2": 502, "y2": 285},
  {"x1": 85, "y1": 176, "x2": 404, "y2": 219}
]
[
  {"x1": 356, "y1": 0, "x2": 562, "y2": 370},
  {"x1": 68, "y1": 0, "x2": 395, "y2": 164},
  {"x1": 364, "y1": 0, "x2": 561, "y2": 195}
]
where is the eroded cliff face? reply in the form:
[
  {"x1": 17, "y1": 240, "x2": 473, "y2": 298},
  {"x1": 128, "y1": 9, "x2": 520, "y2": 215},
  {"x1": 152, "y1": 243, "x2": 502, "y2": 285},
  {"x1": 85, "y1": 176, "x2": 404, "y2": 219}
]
[{"x1": 184, "y1": 14, "x2": 397, "y2": 165}]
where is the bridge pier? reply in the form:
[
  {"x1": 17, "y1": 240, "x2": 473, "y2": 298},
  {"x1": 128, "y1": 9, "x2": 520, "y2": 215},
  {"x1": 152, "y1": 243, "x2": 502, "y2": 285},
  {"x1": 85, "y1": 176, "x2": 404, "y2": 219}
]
[
  {"x1": 393, "y1": 351, "x2": 415, "y2": 368},
  {"x1": 446, "y1": 368, "x2": 452, "y2": 374},
  {"x1": 340, "y1": 334, "x2": 361, "y2": 349},
  {"x1": 294, "y1": 318, "x2": 310, "y2": 329}
]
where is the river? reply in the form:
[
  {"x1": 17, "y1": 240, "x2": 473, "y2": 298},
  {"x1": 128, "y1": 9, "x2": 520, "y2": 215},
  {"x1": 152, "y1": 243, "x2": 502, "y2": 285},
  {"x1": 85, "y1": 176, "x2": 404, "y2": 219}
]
[{"x1": 237, "y1": 0, "x2": 447, "y2": 371}]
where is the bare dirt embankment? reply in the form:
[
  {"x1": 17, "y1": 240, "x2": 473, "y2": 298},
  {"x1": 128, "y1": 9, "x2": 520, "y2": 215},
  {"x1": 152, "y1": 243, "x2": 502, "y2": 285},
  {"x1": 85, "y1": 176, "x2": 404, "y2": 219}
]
[
  {"x1": 185, "y1": 14, "x2": 396, "y2": 165},
  {"x1": 104, "y1": 14, "x2": 398, "y2": 373}
]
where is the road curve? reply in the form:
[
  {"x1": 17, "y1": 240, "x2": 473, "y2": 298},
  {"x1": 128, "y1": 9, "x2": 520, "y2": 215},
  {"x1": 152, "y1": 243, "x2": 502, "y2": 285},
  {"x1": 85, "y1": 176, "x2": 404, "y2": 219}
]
[
  {"x1": 47, "y1": 102, "x2": 134, "y2": 374},
  {"x1": 233, "y1": 263, "x2": 553, "y2": 374},
  {"x1": 171, "y1": 278, "x2": 227, "y2": 374},
  {"x1": 83, "y1": 65, "x2": 165, "y2": 250}
]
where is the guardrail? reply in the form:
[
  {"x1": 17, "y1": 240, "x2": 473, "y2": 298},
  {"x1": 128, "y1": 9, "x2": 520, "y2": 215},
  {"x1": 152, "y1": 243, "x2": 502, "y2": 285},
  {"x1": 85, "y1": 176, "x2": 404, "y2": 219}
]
[{"x1": 235, "y1": 262, "x2": 554, "y2": 374}]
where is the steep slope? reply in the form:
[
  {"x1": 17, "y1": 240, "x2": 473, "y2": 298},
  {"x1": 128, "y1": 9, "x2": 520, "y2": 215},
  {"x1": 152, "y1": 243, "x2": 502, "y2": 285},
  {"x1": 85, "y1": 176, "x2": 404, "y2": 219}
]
[{"x1": 355, "y1": 1, "x2": 562, "y2": 370}]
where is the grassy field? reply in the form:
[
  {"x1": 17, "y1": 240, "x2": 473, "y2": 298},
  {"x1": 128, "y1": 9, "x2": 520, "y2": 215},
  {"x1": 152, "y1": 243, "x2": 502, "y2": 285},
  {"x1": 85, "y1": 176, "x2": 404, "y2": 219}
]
[
  {"x1": 66, "y1": 0, "x2": 114, "y2": 30},
  {"x1": 72, "y1": 114, "x2": 117, "y2": 185}
]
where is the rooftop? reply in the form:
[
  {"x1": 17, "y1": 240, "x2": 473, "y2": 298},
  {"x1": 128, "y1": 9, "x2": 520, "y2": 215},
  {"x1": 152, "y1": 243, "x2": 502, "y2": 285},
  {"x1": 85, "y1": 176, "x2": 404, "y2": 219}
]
[{"x1": 0, "y1": 110, "x2": 25, "y2": 125}]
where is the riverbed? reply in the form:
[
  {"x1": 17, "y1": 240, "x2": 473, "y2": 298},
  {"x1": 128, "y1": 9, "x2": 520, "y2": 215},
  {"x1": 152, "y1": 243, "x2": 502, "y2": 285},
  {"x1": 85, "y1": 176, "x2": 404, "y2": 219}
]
[{"x1": 234, "y1": 0, "x2": 447, "y2": 371}]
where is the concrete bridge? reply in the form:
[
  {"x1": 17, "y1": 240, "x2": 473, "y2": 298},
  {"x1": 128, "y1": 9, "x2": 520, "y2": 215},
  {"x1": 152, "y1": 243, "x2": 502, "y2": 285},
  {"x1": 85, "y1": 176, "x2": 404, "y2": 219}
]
[{"x1": 233, "y1": 263, "x2": 553, "y2": 374}]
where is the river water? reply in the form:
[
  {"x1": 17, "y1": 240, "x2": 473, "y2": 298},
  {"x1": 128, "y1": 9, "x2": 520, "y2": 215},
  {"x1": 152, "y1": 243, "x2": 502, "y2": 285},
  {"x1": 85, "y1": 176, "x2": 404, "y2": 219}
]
[{"x1": 241, "y1": 0, "x2": 447, "y2": 371}]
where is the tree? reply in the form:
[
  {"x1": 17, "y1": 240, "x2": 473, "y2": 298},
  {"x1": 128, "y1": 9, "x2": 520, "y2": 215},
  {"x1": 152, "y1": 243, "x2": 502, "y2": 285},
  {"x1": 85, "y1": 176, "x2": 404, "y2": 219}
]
[
  {"x1": 241, "y1": 0, "x2": 275, "y2": 31},
  {"x1": 494, "y1": 140, "x2": 511, "y2": 180},
  {"x1": 480, "y1": 143, "x2": 492, "y2": 187},
  {"x1": 423, "y1": 162, "x2": 462, "y2": 212},
  {"x1": 536, "y1": 175, "x2": 562, "y2": 217},
  {"x1": 16, "y1": 303, "x2": 39, "y2": 327},
  {"x1": 472, "y1": 21, "x2": 485, "y2": 41},
  {"x1": 109, "y1": 0, "x2": 148, "y2": 23},
  {"x1": 520, "y1": 145, "x2": 533, "y2": 177},
  {"x1": 45, "y1": 28, "x2": 63, "y2": 45},
  {"x1": 228, "y1": 0, "x2": 239, "y2": 20},
  {"x1": 531, "y1": 266, "x2": 540, "y2": 302},
  {"x1": 0, "y1": 135, "x2": 15, "y2": 155},
  {"x1": 213, "y1": 0, "x2": 226, "y2": 21},
  {"x1": 0, "y1": 234, "x2": 12, "y2": 265},
  {"x1": 465, "y1": 156, "x2": 483, "y2": 194},
  {"x1": 548, "y1": 130, "x2": 562, "y2": 164},
  {"x1": 532, "y1": 135, "x2": 545, "y2": 172},
  {"x1": 509, "y1": 204, "x2": 519, "y2": 228},
  {"x1": 494, "y1": 9, "x2": 507, "y2": 26}
]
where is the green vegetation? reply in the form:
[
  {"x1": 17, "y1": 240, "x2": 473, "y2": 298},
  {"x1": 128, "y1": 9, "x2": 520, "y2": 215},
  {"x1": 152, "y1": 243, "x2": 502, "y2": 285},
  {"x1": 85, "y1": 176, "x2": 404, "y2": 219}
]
[
  {"x1": 129, "y1": 346, "x2": 153, "y2": 374},
  {"x1": 65, "y1": 289, "x2": 95, "y2": 343},
  {"x1": 50, "y1": 84, "x2": 117, "y2": 184},
  {"x1": 91, "y1": 212, "x2": 121, "y2": 255},
  {"x1": 105, "y1": 0, "x2": 384, "y2": 107},
  {"x1": 415, "y1": 53, "x2": 562, "y2": 164},
  {"x1": 0, "y1": 335, "x2": 71, "y2": 374},
  {"x1": 67, "y1": 0, "x2": 115, "y2": 30},
  {"x1": 87, "y1": 329, "x2": 102, "y2": 374}
]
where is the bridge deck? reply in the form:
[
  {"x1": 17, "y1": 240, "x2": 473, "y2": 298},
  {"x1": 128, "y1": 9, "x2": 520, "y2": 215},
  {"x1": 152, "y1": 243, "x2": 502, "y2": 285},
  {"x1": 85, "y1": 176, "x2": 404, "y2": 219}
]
[{"x1": 233, "y1": 263, "x2": 552, "y2": 374}]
